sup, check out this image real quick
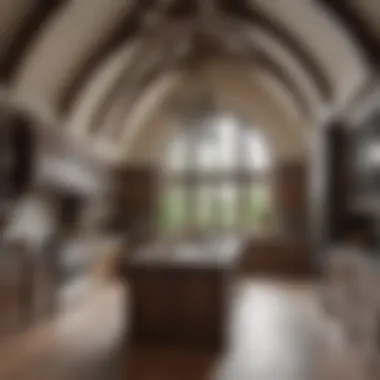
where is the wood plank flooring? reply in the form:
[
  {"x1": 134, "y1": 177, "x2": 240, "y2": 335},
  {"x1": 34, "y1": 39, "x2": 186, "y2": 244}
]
[{"x1": 0, "y1": 277, "x2": 366, "y2": 380}]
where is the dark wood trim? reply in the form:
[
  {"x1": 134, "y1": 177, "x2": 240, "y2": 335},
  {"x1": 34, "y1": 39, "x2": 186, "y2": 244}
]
[
  {"x1": 326, "y1": 121, "x2": 353, "y2": 242},
  {"x1": 166, "y1": 0, "x2": 199, "y2": 18},
  {"x1": 318, "y1": 0, "x2": 380, "y2": 66},
  {"x1": 219, "y1": 0, "x2": 333, "y2": 100},
  {"x1": 241, "y1": 238, "x2": 312, "y2": 276},
  {"x1": 0, "y1": 0, "x2": 66, "y2": 81},
  {"x1": 312, "y1": 119, "x2": 353, "y2": 248}
]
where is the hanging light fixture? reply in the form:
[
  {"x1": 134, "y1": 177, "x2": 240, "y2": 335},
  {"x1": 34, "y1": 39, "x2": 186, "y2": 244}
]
[{"x1": 184, "y1": 90, "x2": 217, "y2": 141}]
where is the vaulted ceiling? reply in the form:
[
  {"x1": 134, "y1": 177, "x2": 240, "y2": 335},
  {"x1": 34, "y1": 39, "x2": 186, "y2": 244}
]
[{"x1": 0, "y1": 0, "x2": 379, "y2": 161}]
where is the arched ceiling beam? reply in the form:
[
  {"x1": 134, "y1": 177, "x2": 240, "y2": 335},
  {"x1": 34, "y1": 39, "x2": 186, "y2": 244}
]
[
  {"x1": 238, "y1": 53, "x2": 310, "y2": 118},
  {"x1": 188, "y1": 35, "x2": 312, "y2": 118},
  {"x1": 317, "y1": 0, "x2": 380, "y2": 67},
  {"x1": 66, "y1": 14, "x2": 323, "y2": 136},
  {"x1": 90, "y1": 29, "x2": 312, "y2": 139},
  {"x1": 0, "y1": 0, "x2": 66, "y2": 82},
  {"x1": 58, "y1": 3, "x2": 146, "y2": 114},
  {"x1": 93, "y1": 53, "x2": 309, "y2": 141},
  {"x1": 59, "y1": 0, "x2": 198, "y2": 115},
  {"x1": 166, "y1": 0, "x2": 199, "y2": 18},
  {"x1": 193, "y1": 23, "x2": 314, "y2": 117},
  {"x1": 0, "y1": 86, "x2": 59, "y2": 128},
  {"x1": 219, "y1": 0, "x2": 333, "y2": 100},
  {"x1": 123, "y1": 68, "x2": 308, "y2": 162},
  {"x1": 61, "y1": 0, "x2": 327, "y2": 122},
  {"x1": 88, "y1": 23, "x2": 194, "y2": 135},
  {"x1": 65, "y1": 42, "x2": 142, "y2": 138},
  {"x1": 93, "y1": 52, "x2": 188, "y2": 138},
  {"x1": 13, "y1": 0, "x2": 137, "y2": 115},
  {"x1": 119, "y1": 72, "x2": 182, "y2": 147}
]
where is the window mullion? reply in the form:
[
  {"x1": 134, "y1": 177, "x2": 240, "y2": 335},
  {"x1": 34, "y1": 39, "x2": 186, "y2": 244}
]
[
  {"x1": 187, "y1": 126, "x2": 199, "y2": 236},
  {"x1": 160, "y1": 119, "x2": 274, "y2": 238},
  {"x1": 212, "y1": 176, "x2": 221, "y2": 232},
  {"x1": 236, "y1": 125, "x2": 247, "y2": 231}
]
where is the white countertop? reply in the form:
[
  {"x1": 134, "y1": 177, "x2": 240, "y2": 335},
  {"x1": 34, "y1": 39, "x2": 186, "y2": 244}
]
[{"x1": 128, "y1": 237, "x2": 246, "y2": 269}]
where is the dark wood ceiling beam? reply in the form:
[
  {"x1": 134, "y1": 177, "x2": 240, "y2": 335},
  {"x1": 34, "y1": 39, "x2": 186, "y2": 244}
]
[
  {"x1": 317, "y1": 0, "x2": 380, "y2": 66},
  {"x1": 218, "y1": 0, "x2": 333, "y2": 101},
  {"x1": 0, "y1": 0, "x2": 66, "y2": 82},
  {"x1": 166, "y1": 0, "x2": 198, "y2": 18}
]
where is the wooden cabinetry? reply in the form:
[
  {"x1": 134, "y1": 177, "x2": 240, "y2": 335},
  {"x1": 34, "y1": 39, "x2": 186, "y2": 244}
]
[
  {"x1": 110, "y1": 165, "x2": 157, "y2": 242},
  {"x1": 0, "y1": 250, "x2": 28, "y2": 334},
  {"x1": 128, "y1": 267, "x2": 229, "y2": 350},
  {"x1": 241, "y1": 238, "x2": 311, "y2": 276},
  {"x1": 0, "y1": 244, "x2": 42, "y2": 336},
  {"x1": 131, "y1": 270, "x2": 177, "y2": 340},
  {"x1": 178, "y1": 270, "x2": 224, "y2": 346},
  {"x1": 124, "y1": 239, "x2": 242, "y2": 350}
]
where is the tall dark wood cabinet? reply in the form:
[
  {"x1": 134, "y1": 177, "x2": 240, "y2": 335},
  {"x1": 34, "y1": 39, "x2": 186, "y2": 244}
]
[
  {"x1": 110, "y1": 165, "x2": 158, "y2": 243},
  {"x1": 325, "y1": 121, "x2": 353, "y2": 243},
  {"x1": 311, "y1": 121, "x2": 353, "y2": 248}
]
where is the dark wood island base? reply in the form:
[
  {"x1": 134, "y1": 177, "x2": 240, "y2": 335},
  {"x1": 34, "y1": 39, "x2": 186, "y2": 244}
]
[{"x1": 123, "y1": 239, "x2": 244, "y2": 351}]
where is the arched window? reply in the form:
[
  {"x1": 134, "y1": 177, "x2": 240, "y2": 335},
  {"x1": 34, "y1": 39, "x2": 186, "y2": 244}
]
[{"x1": 158, "y1": 113, "x2": 275, "y2": 237}]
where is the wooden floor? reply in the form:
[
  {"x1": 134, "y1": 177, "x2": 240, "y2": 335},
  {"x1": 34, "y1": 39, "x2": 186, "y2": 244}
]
[{"x1": 0, "y1": 277, "x2": 365, "y2": 380}]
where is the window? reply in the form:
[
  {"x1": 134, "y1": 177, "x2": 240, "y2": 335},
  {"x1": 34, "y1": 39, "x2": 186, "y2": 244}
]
[{"x1": 158, "y1": 113, "x2": 275, "y2": 236}]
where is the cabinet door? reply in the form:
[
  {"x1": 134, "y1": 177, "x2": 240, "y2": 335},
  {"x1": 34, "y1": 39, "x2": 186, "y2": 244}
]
[
  {"x1": 178, "y1": 270, "x2": 223, "y2": 346},
  {"x1": 131, "y1": 270, "x2": 177, "y2": 341},
  {"x1": 0, "y1": 252, "x2": 30, "y2": 335}
]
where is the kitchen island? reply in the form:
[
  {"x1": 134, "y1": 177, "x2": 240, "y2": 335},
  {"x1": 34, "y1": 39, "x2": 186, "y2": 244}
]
[{"x1": 122, "y1": 238, "x2": 245, "y2": 350}]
